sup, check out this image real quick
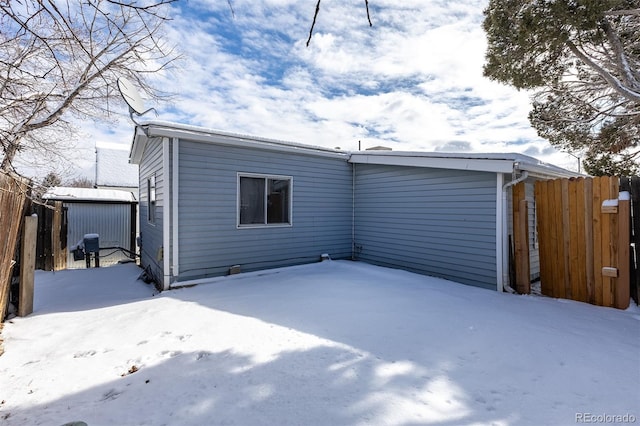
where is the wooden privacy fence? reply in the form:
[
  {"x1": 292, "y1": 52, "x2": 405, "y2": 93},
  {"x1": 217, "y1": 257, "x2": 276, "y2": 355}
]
[
  {"x1": 528, "y1": 176, "x2": 630, "y2": 309},
  {"x1": 0, "y1": 172, "x2": 30, "y2": 321}
]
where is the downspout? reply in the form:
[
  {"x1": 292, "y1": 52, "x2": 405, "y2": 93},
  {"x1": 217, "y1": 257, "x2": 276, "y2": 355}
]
[
  {"x1": 499, "y1": 166, "x2": 529, "y2": 293},
  {"x1": 162, "y1": 137, "x2": 171, "y2": 291},
  {"x1": 172, "y1": 137, "x2": 179, "y2": 280},
  {"x1": 352, "y1": 162, "x2": 356, "y2": 260}
]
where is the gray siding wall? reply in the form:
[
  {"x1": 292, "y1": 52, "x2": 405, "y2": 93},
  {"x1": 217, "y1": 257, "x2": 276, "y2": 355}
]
[
  {"x1": 138, "y1": 137, "x2": 165, "y2": 283},
  {"x1": 353, "y1": 164, "x2": 498, "y2": 289},
  {"x1": 176, "y1": 140, "x2": 353, "y2": 281}
]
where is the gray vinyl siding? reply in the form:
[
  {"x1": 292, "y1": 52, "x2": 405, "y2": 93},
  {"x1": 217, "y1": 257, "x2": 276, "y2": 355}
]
[
  {"x1": 175, "y1": 140, "x2": 352, "y2": 281},
  {"x1": 138, "y1": 137, "x2": 165, "y2": 284},
  {"x1": 353, "y1": 164, "x2": 497, "y2": 289}
]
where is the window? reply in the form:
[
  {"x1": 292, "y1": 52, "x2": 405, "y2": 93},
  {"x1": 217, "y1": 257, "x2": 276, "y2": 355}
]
[
  {"x1": 238, "y1": 174, "x2": 292, "y2": 227},
  {"x1": 147, "y1": 174, "x2": 156, "y2": 224}
]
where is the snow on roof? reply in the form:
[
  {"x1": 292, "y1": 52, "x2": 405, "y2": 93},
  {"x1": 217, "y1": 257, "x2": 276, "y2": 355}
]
[
  {"x1": 96, "y1": 142, "x2": 138, "y2": 188},
  {"x1": 43, "y1": 186, "x2": 136, "y2": 202}
]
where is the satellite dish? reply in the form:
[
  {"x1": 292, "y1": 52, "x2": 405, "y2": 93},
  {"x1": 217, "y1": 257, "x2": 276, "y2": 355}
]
[{"x1": 117, "y1": 77, "x2": 155, "y2": 124}]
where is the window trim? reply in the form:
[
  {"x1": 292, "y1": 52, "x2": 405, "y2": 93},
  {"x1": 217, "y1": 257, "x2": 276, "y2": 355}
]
[{"x1": 237, "y1": 172, "x2": 293, "y2": 228}]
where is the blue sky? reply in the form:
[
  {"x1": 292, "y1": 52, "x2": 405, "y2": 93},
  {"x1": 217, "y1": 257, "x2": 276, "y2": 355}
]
[{"x1": 21, "y1": 0, "x2": 579, "y2": 179}]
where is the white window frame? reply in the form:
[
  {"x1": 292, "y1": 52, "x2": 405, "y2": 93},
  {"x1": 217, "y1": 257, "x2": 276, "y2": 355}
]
[
  {"x1": 237, "y1": 172, "x2": 293, "y2": 228},
  {"x1": 147, "y1": 174, "x2": 156, "y2": 225}
]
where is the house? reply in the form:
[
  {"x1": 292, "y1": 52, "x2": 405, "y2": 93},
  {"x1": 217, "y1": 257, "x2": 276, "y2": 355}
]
[
  {"x1": 42, "y1": 187, "x2": 138, "y2": 269},
  {"x1": 95, "y1": 141, "x2": 139, "y2": 199},
  {"x1": 129, "y1": 121, "x2": 576, "y2": 291}
]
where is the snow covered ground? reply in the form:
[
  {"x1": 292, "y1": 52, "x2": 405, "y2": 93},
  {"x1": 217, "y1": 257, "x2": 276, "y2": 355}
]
[{"x1": 0, "y1": 260, "x2": 638, "y2": 426}]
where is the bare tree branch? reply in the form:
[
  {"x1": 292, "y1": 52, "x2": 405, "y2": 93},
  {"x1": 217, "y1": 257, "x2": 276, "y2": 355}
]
[
  {"x1": 307, "y1": 1, "x2": 373, "y2": 46},
  {"x1": 306, "y1": 0, "x2": 321, "y2": 47},
  {"x1": 0, "y1": 0, "x2": 179, "y2": 171}
]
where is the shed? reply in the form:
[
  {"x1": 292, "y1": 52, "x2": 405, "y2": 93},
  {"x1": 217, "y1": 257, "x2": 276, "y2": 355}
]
[
  {"x1": 129, "y1": 121, "x2": 577, "y2": 291},
  {"x1": 43, "y1": 187, "x2": 138, "y2": 269}
]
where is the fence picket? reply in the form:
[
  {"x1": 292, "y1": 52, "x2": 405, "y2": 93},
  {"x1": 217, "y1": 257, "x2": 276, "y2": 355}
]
[
  {"x1": 575, "y1": 178, "x2": 587, "y2": 302},
  {"x1": 601, "y1": 177, "x2": 614, "y2": 307},
  {"x1": 583, "y1": 178, "x2": 595, "y2": 304},
  {"x1": 593, "y1": 179, "x2": 604, "y2": 306}
]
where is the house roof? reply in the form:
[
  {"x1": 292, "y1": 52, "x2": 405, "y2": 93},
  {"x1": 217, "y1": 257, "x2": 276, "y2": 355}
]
[
  {"x1": 349, "y1": 151, "x2": 579, "y2": 178},
  {"x1": 130, "y1": 121, "x2": 347, "y2": 164},
  {"x1": 96, "y1": 142, "x2": 139, "y2": 188},
  {"x1": 128, "y1": 121, "x2": 577, "y2": 178},
  {"x1": 43, "y1": 187, "x2": 137, "y2": 203}
]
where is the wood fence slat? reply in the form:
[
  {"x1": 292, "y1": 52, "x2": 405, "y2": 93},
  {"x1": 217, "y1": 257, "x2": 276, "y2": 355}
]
[
  {"x1": 535, "y1": 182, "x2": 551, "y2": 296},
  {"x1": 18, "y1": 215, "x2": 37, "y2": 317},
  {"x1": 540, "y1": 180, "x2": 553, "y2": 297},
  {"x1": 593, "y1": 178, "x2": 604, "y2": 306},
  {"x1": 567, "y1": 178, "x2": 580, "y2": 300},
  {"x1": 609, "y1": 177, "x2": 620, "y2": 308},
  {"x1": 601, "y1": 177, "x2": 614, "y2": 307},
  {"x1": 584, "y1": 178, "x2": 595, "y2": 304},
  {"x1": 575, "y1": 178, "x2": 587, "y2": 302},
  {"x1": 513, "y1": 182, "x2": 530, "y2": 294},
  {"x1": 551, "y1": 179, "x2": 564, "y2": 298},
  {"x1": 561, "y1": 178, "x2": 572, "y2": 299}
]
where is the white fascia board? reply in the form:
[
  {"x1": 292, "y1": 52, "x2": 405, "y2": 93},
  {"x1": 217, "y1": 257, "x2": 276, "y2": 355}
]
[
  {"x1": 517, "y1": 162, "x2": 581, "y2": 179},
  {"x1": 144, "y1": 124, "x2": 348, "y2": 160},
  {"x1": 349, "y1": 154, "x2": 515, "y2": 174},
  {"x1": 129, "y1": 126, "x2": 148, "y2": 165}
]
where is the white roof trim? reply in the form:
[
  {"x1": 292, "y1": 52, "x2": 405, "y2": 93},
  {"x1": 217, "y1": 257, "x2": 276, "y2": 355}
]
[
  {"x1": 128, "y1": 121, "x2": 579, "y2": 179},
  {"x1": 349, "y1": 153, "x2": 515, "y2": 173},
  {"x1": 349, "y1": 151, "x2": 579, "y2": 178},
  {"x1": 129, "y1": 121, "x2": 348, "y2": 164}
]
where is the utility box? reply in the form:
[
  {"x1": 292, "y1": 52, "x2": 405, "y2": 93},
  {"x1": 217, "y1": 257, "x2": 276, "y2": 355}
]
[
  {"x1": 83, "y1": 234, "x2": 100, "y2": 253},
  {"x1": 83, "y1": 233, "x2": 100, "y2": 268}
]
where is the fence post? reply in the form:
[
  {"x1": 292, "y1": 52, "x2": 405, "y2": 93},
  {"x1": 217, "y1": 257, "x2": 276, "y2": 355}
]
[
  {"x1": 616, "y1": 197, "x2": 630, "y2": 309},
  {"x1": 52, "y1": 201, "x2": 64, "y2": 271},
  {"x1": 18, "y1": 215, "x2": 38, "y2": 317},
  {"x1": 513, "y1": 181, "x2": 530, "y2": 294}
]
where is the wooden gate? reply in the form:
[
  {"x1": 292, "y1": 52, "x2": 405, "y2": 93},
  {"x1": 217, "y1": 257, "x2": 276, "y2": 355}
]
[{"x1": 532, "y1": 176, "x2": 630, "y2": 309}]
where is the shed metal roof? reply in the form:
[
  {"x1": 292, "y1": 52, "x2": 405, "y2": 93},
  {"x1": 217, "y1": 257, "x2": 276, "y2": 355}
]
[{"x1": 43, "y1": 187, "x2": 137, "y2": 203}]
